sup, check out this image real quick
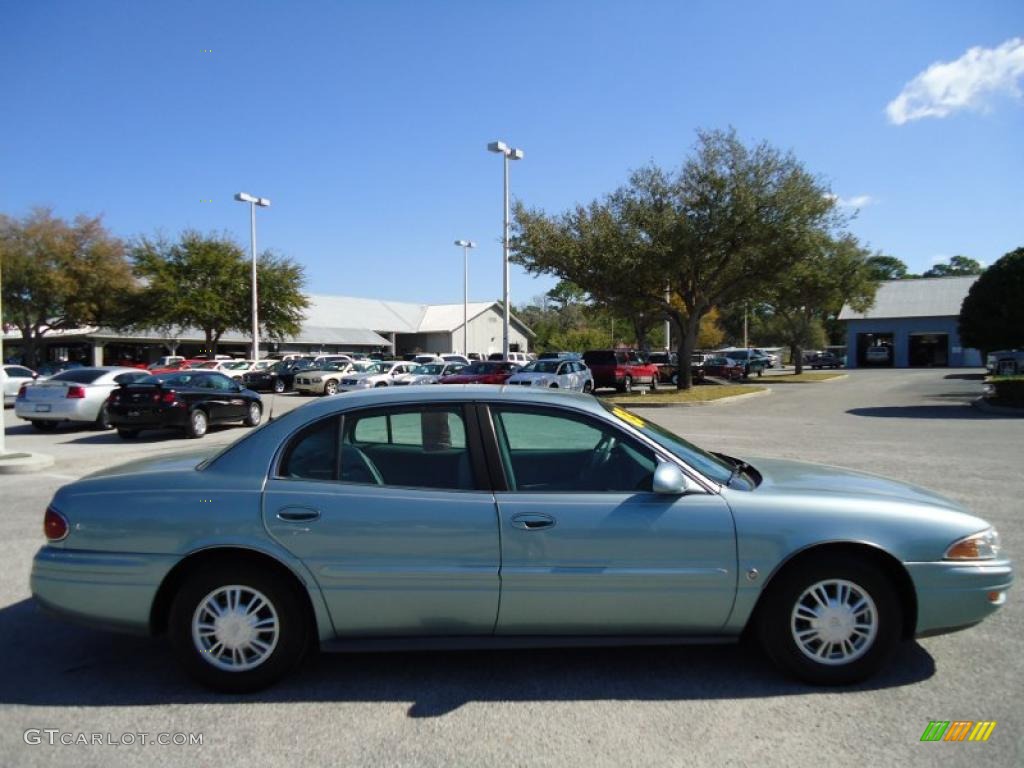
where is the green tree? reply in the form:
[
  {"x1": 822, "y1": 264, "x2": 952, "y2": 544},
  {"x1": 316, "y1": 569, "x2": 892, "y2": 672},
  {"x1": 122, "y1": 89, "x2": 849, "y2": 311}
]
[
  {"x1": 865, "y1": 254, "x2": 910, "y2": 281},
  {"x1": 0, "y1": 208, "x2": 135, "y2": 366},
  {"x1": 512, "y1": 129, "x2": 840, "y2": 387},
  {"x1": 958, "y1": 247, "x2": 1024, "y2": 354},
  {"x1": 923, "y1": 255, "x2": 984, "y2": 277},
  {"x1": 130, "y1": 231, "x2": 308, "y2": 354},
  {"x1": 763, "y1": 234, "x2": 878, "y2": 373}
]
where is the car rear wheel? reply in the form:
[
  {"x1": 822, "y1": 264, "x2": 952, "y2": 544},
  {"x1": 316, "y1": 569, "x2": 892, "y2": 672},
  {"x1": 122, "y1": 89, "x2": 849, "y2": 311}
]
[
  {"x1": 583, "y1": 381, "x2": 593, "y2": 393},
  {"x1": 168, "y1": 563, "x2": 309, "y2": 693},
  {"x1": 186, "y1": 409, "x2": 208, "y2": 438},
  {"x1": 649, "y1": 376, "x2": 658, "y2": 392},
  {"x1": 374, "y1": 382, "x2": 387, "y2": 387},
  {"x1": 273, "y1": 379, "x2": 285, "y2": 394},
  {"x1": 117, "y1": 428, "x2": 139, "y2": 438},
  {"x1": 244, "y1": 402, "x2": 262, "y2": 427},
  {"x1": 30, "y1": 420, "x2": 58, "y2": 432},
  {"x1": 324, "y1": 380, "x2": 338, "y2": 396},
  {"x1": 619, "y1": 375, "x2": 633, "y2": 394},
  {"x1": 756, "y1": 555, "x2": 901, "y2": 685},
  {"x1": 93, "y1": 403, "x2": 112, "y2": 430},
  {"x1": 671, "y1": 373, "x2": 679, "y2": 385}
]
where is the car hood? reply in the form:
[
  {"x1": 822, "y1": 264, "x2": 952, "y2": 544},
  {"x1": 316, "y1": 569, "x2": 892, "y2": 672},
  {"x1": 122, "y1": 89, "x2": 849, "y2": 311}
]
[
  {"x1": 745, "y1": 456, "x2": 963, "y2": 511},
  {"x1": 85, "y1": 449, "x2": 215, "y2": 479}
]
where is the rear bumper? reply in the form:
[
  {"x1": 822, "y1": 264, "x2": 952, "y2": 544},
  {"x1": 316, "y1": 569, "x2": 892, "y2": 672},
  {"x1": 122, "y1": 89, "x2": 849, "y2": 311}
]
[
  {"x1": 15, "y1": 399, "x2": 98, "y2": 423},
  {"x1": 108, "y1": 405, "x2": 189, "y2": 429},
  {"x1": 30, "y1": 546, "x2": 179, "y2": 635},
  {"x1": 907, "y1": 559, "x2": 1013, "y2": 637}
]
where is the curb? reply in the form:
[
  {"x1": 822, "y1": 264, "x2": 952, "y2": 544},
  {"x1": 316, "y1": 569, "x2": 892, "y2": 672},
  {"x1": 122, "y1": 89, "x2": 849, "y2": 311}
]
[
  {"x1": 0, "y1": 451, "x2": 56, "y2": 474},
  {"x1": 971, "y1": 396, "x2": 1024, "y2": 418},
  {"x1": 762, "y1": 373, "x2": 848, "y2": 384},
  {"x1": 610, "y1": 387, "x2": 771, "y2": 408}
]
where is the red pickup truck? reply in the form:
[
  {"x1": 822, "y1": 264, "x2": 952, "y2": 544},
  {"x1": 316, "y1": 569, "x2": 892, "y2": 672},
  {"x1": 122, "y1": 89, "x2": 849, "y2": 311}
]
[{"x1": 581, "y1": 350, "x2": 660, "y2": 393}]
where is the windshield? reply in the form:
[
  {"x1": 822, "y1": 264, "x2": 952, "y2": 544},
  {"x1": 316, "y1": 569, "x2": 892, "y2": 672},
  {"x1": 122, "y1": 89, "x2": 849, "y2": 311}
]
[
  {"x1": 223, "y1": 361, "x2": 250, "y2": 370},
  {"x1": 414, "y1": 364, "x2": 444, "y2": 375},
  {"x1": 599, "y1": 401, "x2": 735, "y2": 484},
  {"x1": 522, "y1": 361, "x2": 560, "y2": 373}
]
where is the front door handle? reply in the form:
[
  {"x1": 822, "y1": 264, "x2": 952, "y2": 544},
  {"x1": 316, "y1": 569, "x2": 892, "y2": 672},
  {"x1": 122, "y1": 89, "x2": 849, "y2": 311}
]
[
  {"x1": 276, "y1": 507, "x2": 321, "y2": 522},
  {"x1": 510, "y1": 513, "x2": 556, "y2": 530}
]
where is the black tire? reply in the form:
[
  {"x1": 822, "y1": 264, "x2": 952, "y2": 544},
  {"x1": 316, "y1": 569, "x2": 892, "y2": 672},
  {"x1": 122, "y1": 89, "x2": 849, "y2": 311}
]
[
  {"x1": 549, "y1": 383, "x2": 559, "y2": 388},
  {"x1": 186, "y1": 409, "x2": 208, "y2": 439},
  {"x1": 670, "y1": 373, "x2": 679, "y2": 385},
  {"x1": 117, "y1": 428, "x2": 140, "y2": 438},
  {"x1": 30, "y1": 420, "x2": 58, "y2": 432},
  {"x1": 243, "y1": 402, "x2": 262, "y2": 427},
  {"x1": 324, "y1": 380, "x2": 338, "y2": 396},
  {"x1": 93, "y1": 403, "x2": 112, "y2": 430},
  {"x1": 168, "y1": 562, "x2": 310, "y2": 693},
  {"x1": 756, "y1": 554, "x2": 901, "y2": 685},
  {"x1": 273, "y1": 379, "x2": 286, "y2": 394},
  {"x1": 374, "y1": 382, "x2": 387, "y2": 388},
  {"x1": 582, "y1": 381, "x2": 593, "y2": 394},
  {"x1": 649, "y1": 376, "x2": 658, "y2": 392},
  {"x1": 619, "y1": 375, "x2": 633, "y2": 394}
]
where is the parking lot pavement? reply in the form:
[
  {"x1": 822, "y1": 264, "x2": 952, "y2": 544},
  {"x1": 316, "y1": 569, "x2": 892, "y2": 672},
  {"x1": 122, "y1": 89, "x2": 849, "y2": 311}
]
[{"x1": 0, "y1": 370, "x2": 1021, "y2": 768}]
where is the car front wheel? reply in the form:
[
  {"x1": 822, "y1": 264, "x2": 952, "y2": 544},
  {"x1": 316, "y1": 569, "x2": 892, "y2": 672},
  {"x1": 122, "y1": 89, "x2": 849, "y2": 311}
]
[
  {"x1": 619, "y1": 376, "x2": 633, "y2": 394},
  {"x1": 244, "y1": 402, "x2": 262, "y2": 427},
  {"x1": 186, "y1": 409, "x2": 208, "y2": 438},
  {"x1": 324, "y1": 380, "x2": 338, "y2": 396},
  {"x1": 273, "y1": 379, "x2": 285, "y2": 394},
  {"x1": 649, "y1": 376, "x2": 658, "y2": 392},
  {"x1": 756, "y1": 555, "x2": 901, "y2": 685},
  {"x1": 168, "y1": 563, "x2": 309, "y2": 692}
]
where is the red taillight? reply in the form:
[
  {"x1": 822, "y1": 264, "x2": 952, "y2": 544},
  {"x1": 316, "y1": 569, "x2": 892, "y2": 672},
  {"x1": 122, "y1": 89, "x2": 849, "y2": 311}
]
[
  {"x1": 44, "y1": 507, "x2": 69, "y2": 541},
  {"x1": 17, "y1": 384, "x2": 28, "y2": 399},
  {"x1": 108, "y1": 391, "x2": 120, "y2": 404},
  {"x1": 160, "y1": 390, "x2": 178, "y2": 404},
  {"x1": 66, "y1": 385, "x2": 86, "y2": 399}
]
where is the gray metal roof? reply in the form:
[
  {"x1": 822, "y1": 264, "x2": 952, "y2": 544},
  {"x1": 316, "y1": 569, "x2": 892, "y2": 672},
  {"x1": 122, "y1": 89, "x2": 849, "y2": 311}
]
[{"x1": 838, "y1": 276, "x2": 979, "y2": 321}]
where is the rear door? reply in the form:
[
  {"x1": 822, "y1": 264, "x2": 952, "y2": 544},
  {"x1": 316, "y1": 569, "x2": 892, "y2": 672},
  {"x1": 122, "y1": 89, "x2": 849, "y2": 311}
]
[{"x1": 263, "y1": 403, "x2": 501, "y2": 636}]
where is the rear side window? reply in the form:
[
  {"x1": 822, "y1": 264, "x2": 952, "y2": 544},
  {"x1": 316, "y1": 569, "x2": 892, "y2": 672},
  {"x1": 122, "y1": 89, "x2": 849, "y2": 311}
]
[
  {"x1": 50, "y1": 369, "x2": 106, "y2": 384},
  {"x1": 583, "y1": 351, "x2": 616, "y2": 365},
  {"x1": 280, "y1": 417, "x2": 339, "y2": 481}
]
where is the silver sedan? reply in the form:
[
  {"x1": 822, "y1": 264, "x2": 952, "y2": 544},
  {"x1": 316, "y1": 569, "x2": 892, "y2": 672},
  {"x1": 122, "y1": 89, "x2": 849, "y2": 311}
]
[
  {"x1": 14, "y1": 366, "x2": 150, "y2": 430},
  {"x1": 2, "y1": 364, "x2": 39, "y2": 406}
]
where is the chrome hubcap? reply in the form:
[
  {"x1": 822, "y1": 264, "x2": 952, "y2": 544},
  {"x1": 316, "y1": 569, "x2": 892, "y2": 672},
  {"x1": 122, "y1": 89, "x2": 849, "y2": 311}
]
[
  {"x1": 791, "y1": 579, "x2": 877, "y2": 665},
  {"x1": 249, "y1": 404, "x2": 260, "y2": 422},
  {"x1": 192, "y1": 412, "x2": 206, "y2": 435},
  {"x1": 192, "y1": 585, "x2": 279, "y2": 671}
]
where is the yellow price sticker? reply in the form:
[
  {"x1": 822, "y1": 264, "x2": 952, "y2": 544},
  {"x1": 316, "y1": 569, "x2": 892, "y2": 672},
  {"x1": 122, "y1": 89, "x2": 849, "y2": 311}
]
[{"x1": 611, "y1": 406, "x2": 647, "y2": 429}]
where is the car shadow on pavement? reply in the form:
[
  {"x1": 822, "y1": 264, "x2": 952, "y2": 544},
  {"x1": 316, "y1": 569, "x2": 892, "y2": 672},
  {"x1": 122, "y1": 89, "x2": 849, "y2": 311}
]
[
  {"x1": 846, "y1": 405, "x2": 1007, "y2": 419},
  {"x1": 64, "y1": 427, "x2": 239, "y2": 445},
  {"x1": 943, "y1": 373, "x2": 986, "y2": 381},
  {"x1": 0, "y1": 598, "x2": 936, "y2": 716}
]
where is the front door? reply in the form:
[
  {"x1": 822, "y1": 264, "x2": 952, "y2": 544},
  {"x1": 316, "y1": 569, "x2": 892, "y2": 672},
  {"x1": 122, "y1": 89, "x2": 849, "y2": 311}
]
[
  {"x1": 263, "y1": 404, "x2": 501, "y2": 636},
  {"x1": 486, "y1": 405, "x2": 737, "y2": 635}
]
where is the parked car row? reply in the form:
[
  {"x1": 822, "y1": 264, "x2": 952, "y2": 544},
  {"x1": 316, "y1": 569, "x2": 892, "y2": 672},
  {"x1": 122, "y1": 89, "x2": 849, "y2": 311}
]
[{"x1": 986, "y1": 349, "x2": 1024, "y2": 376}]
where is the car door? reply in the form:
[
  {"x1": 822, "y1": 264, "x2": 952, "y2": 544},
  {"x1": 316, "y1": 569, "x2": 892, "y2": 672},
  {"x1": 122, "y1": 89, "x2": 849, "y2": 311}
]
[
  {"x1": 484, "y1": 403, "x2": 737, "y2": 635},
  {"x1": 262, "y1": 403, "x2": 501, "y2": 636}
]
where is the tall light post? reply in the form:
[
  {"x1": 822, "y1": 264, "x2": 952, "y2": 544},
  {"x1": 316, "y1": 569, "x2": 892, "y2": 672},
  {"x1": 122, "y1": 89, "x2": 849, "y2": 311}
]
[
  {"x1": 234, "y1": 192, "x2": 271, "y2": 361},
  {"x1": 487, "y1": 140, "x2": 524, "y2": 359},
  {"x1": 0, "y1": 253, "x2": 6, "y2": 457},
  {"x1": 454, "y1": 240, "x2": 477, "y2": 355}
]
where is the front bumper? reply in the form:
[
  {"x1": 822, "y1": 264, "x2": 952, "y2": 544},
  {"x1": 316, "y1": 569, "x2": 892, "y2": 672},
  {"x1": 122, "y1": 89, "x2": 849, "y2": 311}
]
[
  {"x1": 30, "y1": 546, "x2": 179, "y2": 635},
  {"x1": 907, "y1": 559, "x2": 1013, "y2": 637}
]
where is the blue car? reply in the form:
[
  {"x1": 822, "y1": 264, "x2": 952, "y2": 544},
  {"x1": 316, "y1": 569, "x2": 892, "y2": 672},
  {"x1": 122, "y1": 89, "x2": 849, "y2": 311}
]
[{"x1": 31, "y1": 386, "x2": 1012, "y2": 692}]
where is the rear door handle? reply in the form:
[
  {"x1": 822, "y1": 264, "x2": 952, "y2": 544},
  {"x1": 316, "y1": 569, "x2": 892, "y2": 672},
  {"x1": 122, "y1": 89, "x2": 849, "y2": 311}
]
[
  {"x1": 276, "y1": 507, "x2": 321, "y2": 522},
  {"x1": 510, "y1": 513, "x2": 556, "y2": 530}
]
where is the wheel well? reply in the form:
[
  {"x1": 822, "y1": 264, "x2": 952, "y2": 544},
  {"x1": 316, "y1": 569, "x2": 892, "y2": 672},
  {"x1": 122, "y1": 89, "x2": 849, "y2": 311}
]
[
  {"x1": 747, "y1": 542, "x2": 918, "y2": 640},
  {"x1": 149, "y1": 548, "x2": 318, "y2": 640}
]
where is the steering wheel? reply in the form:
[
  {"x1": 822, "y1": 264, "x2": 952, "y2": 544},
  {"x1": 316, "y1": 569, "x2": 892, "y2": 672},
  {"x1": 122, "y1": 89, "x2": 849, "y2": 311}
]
[{"x1": 580, "y1": 433, "x2": 616, "y2": 485}]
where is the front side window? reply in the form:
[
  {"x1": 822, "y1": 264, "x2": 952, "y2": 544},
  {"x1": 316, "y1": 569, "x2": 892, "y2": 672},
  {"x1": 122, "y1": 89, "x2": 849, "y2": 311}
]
[{"x1": 492, "y1": 407, "x2": 656, "y2": 493}]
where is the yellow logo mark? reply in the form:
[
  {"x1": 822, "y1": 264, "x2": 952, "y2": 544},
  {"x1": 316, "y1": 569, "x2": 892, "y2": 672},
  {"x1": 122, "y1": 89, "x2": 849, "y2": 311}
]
[{"x1": 968, "y1": 722, "x2": 997, "y2": 742}]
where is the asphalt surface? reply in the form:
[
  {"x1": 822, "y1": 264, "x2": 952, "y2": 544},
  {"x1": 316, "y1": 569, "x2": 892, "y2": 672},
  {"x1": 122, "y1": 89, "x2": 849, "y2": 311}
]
[{"x1": 0, "y1": 370, "x2": 1021, "y2": 767}]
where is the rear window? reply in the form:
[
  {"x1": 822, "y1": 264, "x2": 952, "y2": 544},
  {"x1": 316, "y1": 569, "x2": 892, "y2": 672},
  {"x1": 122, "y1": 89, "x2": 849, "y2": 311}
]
[{"x1": 50, "y1": 369, "x2": 105, "y2": 384}]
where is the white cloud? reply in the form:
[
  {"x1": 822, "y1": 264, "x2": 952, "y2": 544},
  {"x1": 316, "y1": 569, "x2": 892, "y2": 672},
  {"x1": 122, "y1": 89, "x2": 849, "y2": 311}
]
[
  {"x1": 887, "y1": 38, "x2": 1024, "y2": 124},
  {"x1": 824, "y1": 193, "x2": 874, "y2": 209}
]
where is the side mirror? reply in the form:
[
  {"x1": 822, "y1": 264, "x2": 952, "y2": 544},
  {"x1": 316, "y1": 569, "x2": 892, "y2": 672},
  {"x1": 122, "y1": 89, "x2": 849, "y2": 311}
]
[{"x1": 652, "y1": 463, "x2": 700, "y2": 495}]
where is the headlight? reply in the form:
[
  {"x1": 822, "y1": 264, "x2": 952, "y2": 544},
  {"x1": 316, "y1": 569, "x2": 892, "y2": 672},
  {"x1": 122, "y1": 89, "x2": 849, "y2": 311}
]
[{"x1": 945, "y1": 528, "x2": 1001, "y2": 560}]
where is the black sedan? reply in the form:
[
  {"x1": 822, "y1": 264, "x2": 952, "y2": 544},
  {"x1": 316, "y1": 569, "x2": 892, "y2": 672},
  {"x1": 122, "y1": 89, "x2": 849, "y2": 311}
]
[
  {"x1": 242, "y1": 359, "x2": 313, "y2": 393},
  {"x1": 107, "y1": 371, "x2": 263, "y2": 439}
]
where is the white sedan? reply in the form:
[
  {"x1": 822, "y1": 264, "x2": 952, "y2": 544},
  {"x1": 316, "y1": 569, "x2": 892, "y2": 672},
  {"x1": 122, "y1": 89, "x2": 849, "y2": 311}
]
[
  {"x1": 337, "y1": 361, "x2": 418, "y2": 391},
  {"x1": 14, "y1": 366, "x2": 151, "y2": 430},
  {"x1": 195, "y1": 360, "x2": 256, "y2": 381},
  {"x1": 506, "y1": 359, "x2": 594, "y2": 392},
  {"x1": 392, "y1": 362, "x2": 466, "y2": 385},
  {"x1": 2, "y1": 364, "x2": 39, "y2": 406}
]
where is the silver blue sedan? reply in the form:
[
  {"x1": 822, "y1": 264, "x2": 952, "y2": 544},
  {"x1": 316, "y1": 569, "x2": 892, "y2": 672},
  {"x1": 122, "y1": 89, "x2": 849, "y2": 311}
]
[{"x1": 30, "y1": 386, "x2": 1012, "y2": 692}]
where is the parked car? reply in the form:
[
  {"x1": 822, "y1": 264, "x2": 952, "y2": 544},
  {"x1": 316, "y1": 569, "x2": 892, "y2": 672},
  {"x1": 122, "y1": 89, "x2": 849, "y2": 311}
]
[
  {"x1": 467, "y1": 353, "x2": 483, "y2": 361},
  {"x1": 440, "y1": 361, "x2": 519, "y2": 384},
  {"x1": 195, "y1": 359, "x2": 256, "y2": 381},
  {"x1": 487, "y1": 352, "x2": 531, "y2": 364},
  {"x1": 808, "y1": 352, "x2": 843, "y2": 369},
  {"x1": 537, "y1": 351, "x2": 582, "y2": 361},
  {"x1": 337, "y1": 361, "x2": 418, "y2": 391},
  {"x1": 987, "y1": 350, "x2": 1024, "y2": 376},
  {"x1": 106, "y1": 370, "x2": 262, "y2": 439},
  {"x1": 648, "y1": 352, "x2": 680, "y2": 385},
  {"x1": 715, "y1": 349, "x2": 766, "y2": 377},
  {"x1": 392, "y1": 362, "x2": 466, "y2": 385},
  {"x1": 440, "y1": 354, "x2": 471, "y2": 365},
  {"x1": 864, "y1": 346, "x2": 892, "y2": 364},
  {"x1": 2, "y1": 364, "x2": 39, "y2": 406},
  {"x1": 30, "y1": 386, "x2": 1012, "y2": 692},
  {"x1": 292, "y1": 360, "x2": 362, "y2": 396},
  {"x1": 582, "y1": 350, "x2": 660, "y2": 393},
  {"x1": 15, "y1": 367, "x2": 150, "y2": 430},
  {"x1": 702, "y1": 356, "x2": 746, "y2": 381},
  {"x1": 507, "y1": 359, "x2": 594, "y2": 392},
  {"x1": 148, "y1": 356, "x2": 185, "y2": 370}
]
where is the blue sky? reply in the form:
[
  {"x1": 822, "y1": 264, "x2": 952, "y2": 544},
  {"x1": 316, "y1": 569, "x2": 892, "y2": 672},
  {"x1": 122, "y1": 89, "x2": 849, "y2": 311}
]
[{"x1": 2, "y1": 1, "x2": 1022, "y2": 305}]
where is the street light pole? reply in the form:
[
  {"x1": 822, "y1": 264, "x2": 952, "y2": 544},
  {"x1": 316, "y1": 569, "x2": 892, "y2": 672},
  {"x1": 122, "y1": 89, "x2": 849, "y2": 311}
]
[
  {"x1": 487, "y1": 140, "x2": 524, "y2": 359},
  {"x1": 0, "y1": 253, "x2": 6, "y2": 457},
  {"x1": 454, "y1": 240, "x2": 477, "y2": 355},
  {"x1": 234, "y1": 193, "x2": 271, "y2": 361}
]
